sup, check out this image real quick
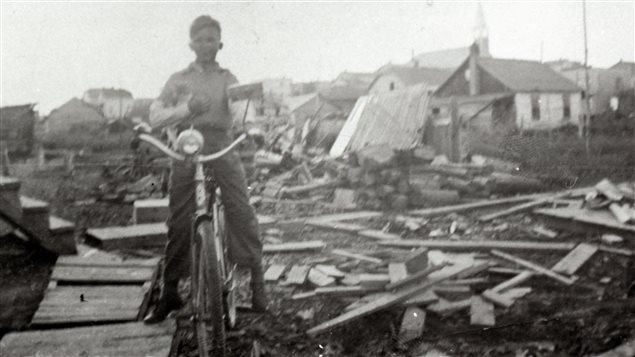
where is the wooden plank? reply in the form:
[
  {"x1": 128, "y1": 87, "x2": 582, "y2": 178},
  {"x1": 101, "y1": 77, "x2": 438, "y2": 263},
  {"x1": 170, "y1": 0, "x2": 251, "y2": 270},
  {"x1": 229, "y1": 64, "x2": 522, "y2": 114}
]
[
  {"x1": 358, "y1": 230, "x2": 401, "y2": 241},
  {"x1": 380, "y1": 240, "x2": 575, "y2": 252},
  {"x1": 532, "y1": 226, "x2": 558, "y2": 239},
  {"x1": 403, "y1": 289, "x2": 439, "y2": 306},
  {"x1": 307, "y1": 220, "x2": 367, "y2": 235},
  {"x1": 498, "y1": 287, "x2": 532, "y2": 301},
  {"x1": 309, "y1": 211, "x2": 383, "y2": 223},
  {"x1": 609, "y1": 203, "x2": 634, "y2": 224},
  {"x1": 85, "y1": 223, "x2": 167, "y2": 250},
  {"x1": 534, "y1": 207, "x2": 635, "y2": 238},
  {"x1": 315, "y1": 265, "x2": 346, "y2": 278},
  {"x1": 491, "y1": 271, "x2": 534, "y2": 293},
  {"x1": 491, "y1": 250, "x2": 576, "y2": 285},
  {"x1": 402, "y1": 248, "x2": 429, "y2": 273},
  {"x1": 398, "y1": 307, "x2": 426, "y2": 343},
  {"x1": 358, "y1": 274, "x2": 390, "y2": 289},
  {"x1": 284, "y1": 265, "x2": 310, "y2": 285},
  {"x1": 482, "y1": 289, "x2": 514, "y2": 308},
  {"x1": 264, "y1": 264, "x2": 287, "y2": 282},
  {"x1": 551, "y1": 243, "x2": 598, "y2": 275},
  {"x1": 281, "y1": 180, "x2": 343, "y2": 196},
  {"x1": 291, "y1": 291, "x2": 317, "y2": 300},
  {"x1": 314, "y1": 286, "x2": 377, "y2": 297},
  {"x1": 263, "y1": 240, "x2": 325, "y2": 253},
  {"x1": 478, "y1": 199, "x2": 551, "y2": 222},
  {"x1": 389, "y1": 263, "x2": 408, "y2": 284},
  {"x1": 331, "y1": 249, "x2": 382, "y2": 264},
  {"x1": 51, "y1": 265, "x2": 155, "y2": 284},
  {"x1": 0, "y1": 321, "x2": 175, "y2": 357},
  {"x1": 410, "y1": 187, "x2": 592, "y2": 217},
  {"x1": 132, "y1": 198, "x2": 169, "y2": 224},
  {"x1": 308, "y1": 268, "x2": 336, "y2": 287},
  {"x1": 595, "y1": 179, "x2": 624, "y2": 201},
  {"x1": 32, "y1": 286, "x2": 145, "y2": 326},
  {"x1": 427, "y1": 298, "x2": 471, "y2": 315},
  {"x1": 385, "y1": 263, "x2": 451, "y2": 291},
  {"x1": 470, "y1": 296, "x2": 495, "y2": 326},
  {"x1": 306, "y1": 264, "x2": 476, "y2": 336},
  {"x1": 433, "y1": 285, "x2": 471, "y2": 294}
]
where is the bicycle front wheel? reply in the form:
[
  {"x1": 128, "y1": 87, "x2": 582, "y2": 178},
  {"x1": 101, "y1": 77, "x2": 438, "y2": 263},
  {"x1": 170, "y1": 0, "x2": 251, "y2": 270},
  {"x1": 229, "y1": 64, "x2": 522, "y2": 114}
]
[{"x1": 192, "y1": 218, "x2": 226, "y2": 357}]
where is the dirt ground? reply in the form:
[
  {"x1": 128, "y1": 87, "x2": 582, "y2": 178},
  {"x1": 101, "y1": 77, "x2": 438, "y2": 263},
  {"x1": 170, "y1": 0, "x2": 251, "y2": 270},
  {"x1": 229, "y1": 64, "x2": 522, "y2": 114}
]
[{"x1": 2, "y1": 160, "x2": 635, "y2": 357}]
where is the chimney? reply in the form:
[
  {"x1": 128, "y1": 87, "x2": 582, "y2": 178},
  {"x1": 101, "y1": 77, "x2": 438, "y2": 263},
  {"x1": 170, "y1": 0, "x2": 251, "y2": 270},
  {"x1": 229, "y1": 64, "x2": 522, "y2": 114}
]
[{"x1": 469, "y1": 43, "x2": 480, "y2": 96}]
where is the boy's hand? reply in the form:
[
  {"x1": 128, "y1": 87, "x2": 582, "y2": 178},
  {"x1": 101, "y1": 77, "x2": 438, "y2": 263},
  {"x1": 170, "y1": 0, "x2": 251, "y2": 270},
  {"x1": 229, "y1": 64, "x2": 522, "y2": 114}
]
[{"x1": 188, "y1": 93, "x2": 211, "y2": 115}]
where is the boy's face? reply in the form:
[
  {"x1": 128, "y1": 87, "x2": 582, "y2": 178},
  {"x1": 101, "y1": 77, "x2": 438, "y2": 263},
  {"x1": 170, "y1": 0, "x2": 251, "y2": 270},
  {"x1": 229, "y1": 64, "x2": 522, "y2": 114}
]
[{"x1": 189, "y1": 26, "x2": 222, "y2": 63}]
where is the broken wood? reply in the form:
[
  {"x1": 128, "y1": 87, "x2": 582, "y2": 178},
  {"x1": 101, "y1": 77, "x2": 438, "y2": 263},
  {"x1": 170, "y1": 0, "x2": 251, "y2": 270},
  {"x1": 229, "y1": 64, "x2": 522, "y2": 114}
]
[
  {"x1": 498, "y1": 287, "x2": 532, "y2": 300},
  {"x1": 402, "y1": 248, "x2": 429, "y2": 274},
  {"x1": 403, "y1": 289, "x2": 439, "y2": 306},
  {"x1": 482, "y1": 289, "x2": 515, "y2": 308},
  {"x1": 51, "y1": 265, "x2": 156, "y2": 284},
  {"x1": 357, "y1": 274, "x2": 390, "y2": 289},
  {"x1": 85, "y1": 223, "x2": 167, "y2": 250},
  {"x1": 284, "y1": 265, "x2": 311, "y2": 285},
  {"x1": 331, "y1": 249, "x2": 382, "y2": 264},
  {"x1": 388, "y1": 263, "x2": 408, "y2": 284},
  {"x1": 357, "y1": 229, "x2": 401, "y2": 241},
  {"x1": 478, "y1": 199, "x2": 551, "y2": 222},
  {"x1": 609, "y1": 203, "x2": 634, "y2": 224},
  {"x1": 534, "y1": 207, "x2": 635, "y2": 238},
  {"x1": 532, "y1": 226, "x2": 558, "y2": 239},
  {"x1": 398, "y1": 307, "x2": 426, "y2": 343},
  {"x1": 280, "y1": 180, "x2": 343, "y2": 197},
  {"x1": 315, "y1": 265, "x2": 346, "y2": 278},
  {"x1": 470, "y1": 295, "x2": 495, "y2": 326},
  {"x1": 308, "y1": 268, "x2": 336, "y2": 287},
  {"x1": 380, "y1": 240, "x2": 575, "y2": 252},
  {"x1": 291, "y1": 291, "x2": 317, "y2": 300},
  {"x1": 264, "y1": 264, "x2": 287, "y2": 282},
  {"x1": 306, "y1": 220, "x2": 367, "y2": 235},
  {"x1": 306, "y1": 264, "x2": 476, "y2": 336},
  {"x1": 263, "y1": 241, "x2": 325, "y2": 253},
  {"x1": 314, "y1": 286, "x2": 378, "y2": 297},
  {"x1": 551, "y1": 243, "x2": 598, "y2": 275},
  {"x1": 385, "y1": 262, "x2": 451, "y2": 291},
  {"x1": 132, "y1": 198, "x2": 169, "y2": 224},
  {"x1": 0, "y1": 321, "x2": 176, "y2": 357},
  {"x1": 491, "y1": 271, "x2": 534, "y2": 293},
  {"x1": 491, "y1": 250, "x2": 576, "y2": 285},
  {"x1": 595, "y1": 178, "x2": 624, "y2": 201},
  {"x1": 427, "y1": 298, "x2": 471, "y2": 315}
]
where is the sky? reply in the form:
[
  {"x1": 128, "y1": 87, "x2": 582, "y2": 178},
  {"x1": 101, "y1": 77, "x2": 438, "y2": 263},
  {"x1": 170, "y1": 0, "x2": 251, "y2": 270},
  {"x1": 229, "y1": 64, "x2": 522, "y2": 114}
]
[{"x1": 1, "y1": 1, "x2": 634, "y2": 115}]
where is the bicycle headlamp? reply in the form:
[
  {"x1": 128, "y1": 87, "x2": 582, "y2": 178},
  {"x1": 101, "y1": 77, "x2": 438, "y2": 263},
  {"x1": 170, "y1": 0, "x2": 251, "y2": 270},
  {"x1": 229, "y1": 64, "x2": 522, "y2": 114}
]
[{"x1": 175, "y1": 129, "x2": 204, "y2": 155}]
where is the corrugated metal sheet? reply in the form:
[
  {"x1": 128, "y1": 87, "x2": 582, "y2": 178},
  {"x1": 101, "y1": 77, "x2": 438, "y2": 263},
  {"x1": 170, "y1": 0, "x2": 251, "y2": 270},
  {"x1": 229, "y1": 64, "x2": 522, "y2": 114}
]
[{"x1": 330, "y1": 84, "x2": 432, "y2": 156}]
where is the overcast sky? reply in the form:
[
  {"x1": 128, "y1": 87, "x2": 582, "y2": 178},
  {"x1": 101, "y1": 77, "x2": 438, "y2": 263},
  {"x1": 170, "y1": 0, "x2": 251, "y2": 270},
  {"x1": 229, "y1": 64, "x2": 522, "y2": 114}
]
[{"x1": 1, "y1": 1, "x2": 633, "y2": 114}]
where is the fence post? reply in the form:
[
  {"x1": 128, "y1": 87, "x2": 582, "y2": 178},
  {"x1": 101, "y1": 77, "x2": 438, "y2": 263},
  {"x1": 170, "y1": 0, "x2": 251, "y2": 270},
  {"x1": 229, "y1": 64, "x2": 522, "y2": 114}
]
[{"x1": 449, "y1": 96, "x2": 460, "y2": 162}]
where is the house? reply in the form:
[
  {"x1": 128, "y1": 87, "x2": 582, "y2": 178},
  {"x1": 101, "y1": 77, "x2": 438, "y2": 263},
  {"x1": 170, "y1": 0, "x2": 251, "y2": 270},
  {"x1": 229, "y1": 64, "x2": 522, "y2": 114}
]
[
  {"x1": 369, "y1": 65, "x2": 452, "y2": 94},
  {"x1": 82, "y1": 88, "x2": 134, "y2": 121},
  {"x1": 44, "y1": 98, "x2": 106, "y2": 135},
  {"x1": 331, "y1": 72, "x2": 376, "y2": 92},
  {"x1": 434, "y1": 45, "x2": 582, "y2": 132},
  {"x1": 0, "y1": 104, "x2": 37, "y2": 155},
  {"x1": 558, "y1": 67, "x2": 632, "y2": 115}
]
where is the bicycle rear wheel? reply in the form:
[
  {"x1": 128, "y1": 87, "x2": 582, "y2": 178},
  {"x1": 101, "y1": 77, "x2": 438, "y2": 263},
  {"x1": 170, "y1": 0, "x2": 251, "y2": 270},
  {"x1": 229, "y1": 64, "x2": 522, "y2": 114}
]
[{"x1": 192, "y1": 218, "x2": 226, "y2": 357}]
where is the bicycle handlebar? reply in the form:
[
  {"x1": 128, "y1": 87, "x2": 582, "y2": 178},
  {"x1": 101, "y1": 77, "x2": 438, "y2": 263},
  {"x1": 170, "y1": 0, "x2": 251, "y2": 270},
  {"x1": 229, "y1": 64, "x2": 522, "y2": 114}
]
[{"x1": 137, "y1": 133, "x2": 248, "y2": 163}]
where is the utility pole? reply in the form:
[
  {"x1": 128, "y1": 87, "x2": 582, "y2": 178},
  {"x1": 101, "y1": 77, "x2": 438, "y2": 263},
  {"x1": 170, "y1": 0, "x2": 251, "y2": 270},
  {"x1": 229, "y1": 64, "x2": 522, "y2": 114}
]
[{"x1": 583, "y1": 0, "x2": 592, "y2": 156}]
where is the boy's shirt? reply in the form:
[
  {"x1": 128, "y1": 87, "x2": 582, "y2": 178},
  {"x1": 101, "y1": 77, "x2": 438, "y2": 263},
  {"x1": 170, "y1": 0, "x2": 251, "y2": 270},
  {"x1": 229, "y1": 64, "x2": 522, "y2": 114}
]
[{"x1": 149, "y1": 62, "x2": 255, "y2": 152}]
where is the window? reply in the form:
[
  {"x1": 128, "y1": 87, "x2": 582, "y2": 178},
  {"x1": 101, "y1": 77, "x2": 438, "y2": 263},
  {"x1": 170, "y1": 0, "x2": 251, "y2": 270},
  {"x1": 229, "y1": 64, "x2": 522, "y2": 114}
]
[
  {"x1": 563, "y1": 93, "x2": 571, "y2": 119},
  {"x1": 531, "y1": 93, "x2": 541, "y2": 120},
  {"x1": 389, "y1": 82, "x2": 395, "y2": 91},
  {"x1": 432, "y1": 107, "x2": 440, "y2": 115}
]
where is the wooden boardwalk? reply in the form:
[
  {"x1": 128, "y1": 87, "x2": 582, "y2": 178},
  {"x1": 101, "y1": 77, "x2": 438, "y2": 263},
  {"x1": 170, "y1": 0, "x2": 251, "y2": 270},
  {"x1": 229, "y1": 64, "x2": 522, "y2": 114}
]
[{"x1": 1, "y1": 321, "x2": 176, "y2": 357}]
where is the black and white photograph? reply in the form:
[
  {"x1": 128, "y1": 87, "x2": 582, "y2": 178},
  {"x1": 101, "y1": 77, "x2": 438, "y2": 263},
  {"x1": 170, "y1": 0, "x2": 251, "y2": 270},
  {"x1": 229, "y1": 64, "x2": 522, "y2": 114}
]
[{"x1": 0, "y1": 1, "x2": 634, "y2": 356}]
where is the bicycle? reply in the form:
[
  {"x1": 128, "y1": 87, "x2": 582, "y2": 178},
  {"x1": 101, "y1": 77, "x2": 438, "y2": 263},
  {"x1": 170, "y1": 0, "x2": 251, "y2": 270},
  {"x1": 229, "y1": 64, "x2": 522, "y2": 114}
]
[{"x1": 135, "y1": 128, "x2": 247, "y2": 357}]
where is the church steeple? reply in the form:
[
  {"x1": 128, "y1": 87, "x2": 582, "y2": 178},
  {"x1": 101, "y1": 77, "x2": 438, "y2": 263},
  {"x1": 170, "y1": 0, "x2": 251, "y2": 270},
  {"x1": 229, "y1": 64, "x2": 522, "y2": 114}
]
[{"x1": 473, "y1": 3, "x2": 491, "y2": 57}]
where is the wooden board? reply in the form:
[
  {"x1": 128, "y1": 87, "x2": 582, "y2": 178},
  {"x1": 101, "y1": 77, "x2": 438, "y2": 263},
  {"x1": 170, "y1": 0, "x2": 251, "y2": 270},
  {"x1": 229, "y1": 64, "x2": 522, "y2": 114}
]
[
  {"x1": 51, "y1": 265, "x2": 155, "y2": 284},
  {"x1": 403, "y1": 289, "x2": 439, "y2": 306},
  {"x1": 132, "y1": 198, "x2": 169, "y2": 224},
  {"x1": 470, "y1": 296, "x2": 495, "y2": 326},
  {"x1": 427, "y1": 298, "x2": 471, "y2": 315},
  {"x1": 358, "y1": 274, "x2": 390, "y2": 289},
  {"x1": 264, "y1": 264, "x2": 287, "y2": 281},
  {"x1": 308, "y1": 268, "x2": 336, "y2": 287},
  {"x1": 482, "y1": 289, "x2": 514, "y2": 308},
  {"x1": 306, "y1": 264, "x2": 474, "y2": 336},
  {"x1": 0, "y1": 321, "x2": 175, "y2": 357},
  {"x1": 314, "y1": 286, "x2": 377, "y2": 297},
  {"x1": 307, "y1": 220, "x2": 367, "y2": 234},
  {"x1": 551, "y1": 243, "x2": 598, "y2": 275},
  {"x1": 491, "y1": 250, "x2": 576, "y2": 285},
  {"x1": 31, "y1": 286, "x2": 145, "y2": 326},
  {"x1": 284, "y1": 265, "x2": 310, "y2": 285},
  {"x1": 403, "y1": 248, "x2": 429, "y2": 273},
  {"x1": 398, "y1": 307, "x2": 426, "y2": 343},
  {"x1": 389, "y1": 263, "x2": 408, "y2": 284},
  {"x1": 534, "y1": 207, "x2": 635, "y2": 238},
  {"x1": 491, "y1": 271, "x2": 534, "y2": 293},
  {"x1": 478, "y1": 199, "x2": 550, "y2": 222},
  {"x1": 380, "y1": 240, "x2": 575, "y2": 252},
  {"x1": 315, "y1": 265, "x2": 346, "y2": 278},
  {"x1": 358, "y1": 230, "x2": 401, "y2": 241},
  {"x1": 85, "y1": 223, "x2": 167, "y2": 250},
  {"x1": 263, "y1": 241, "x2": 325, "y2": 253},
  {"x1": 309, "y1": 211, "x2": 383, "y2": 223},
  {"x1": 331, "y1": 249, "x2": 382, "y2": 264}
]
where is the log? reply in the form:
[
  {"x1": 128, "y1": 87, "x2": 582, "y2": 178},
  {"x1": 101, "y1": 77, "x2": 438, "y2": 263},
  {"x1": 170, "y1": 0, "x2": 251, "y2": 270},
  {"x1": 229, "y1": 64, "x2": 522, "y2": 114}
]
[
  {"x1": 490, "y1": 250, "x2": 576, "y2": 285},
  {"x1": 306, "y1": 264, "x2": 475, "y2": 336}
]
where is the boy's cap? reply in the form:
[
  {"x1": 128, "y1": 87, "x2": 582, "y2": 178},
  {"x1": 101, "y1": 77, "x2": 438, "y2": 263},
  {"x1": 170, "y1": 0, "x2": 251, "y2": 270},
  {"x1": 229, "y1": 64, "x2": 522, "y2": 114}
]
[{"x1": 190, "y1": 15, "x2": 221, "y2": 38}]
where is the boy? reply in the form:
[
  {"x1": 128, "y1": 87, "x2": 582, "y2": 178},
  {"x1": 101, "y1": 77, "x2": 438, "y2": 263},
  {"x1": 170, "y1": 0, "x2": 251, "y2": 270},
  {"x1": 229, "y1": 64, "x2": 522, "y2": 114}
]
[{"x1": 143, "y1": 15, "x2": 267, "y2": 324}]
